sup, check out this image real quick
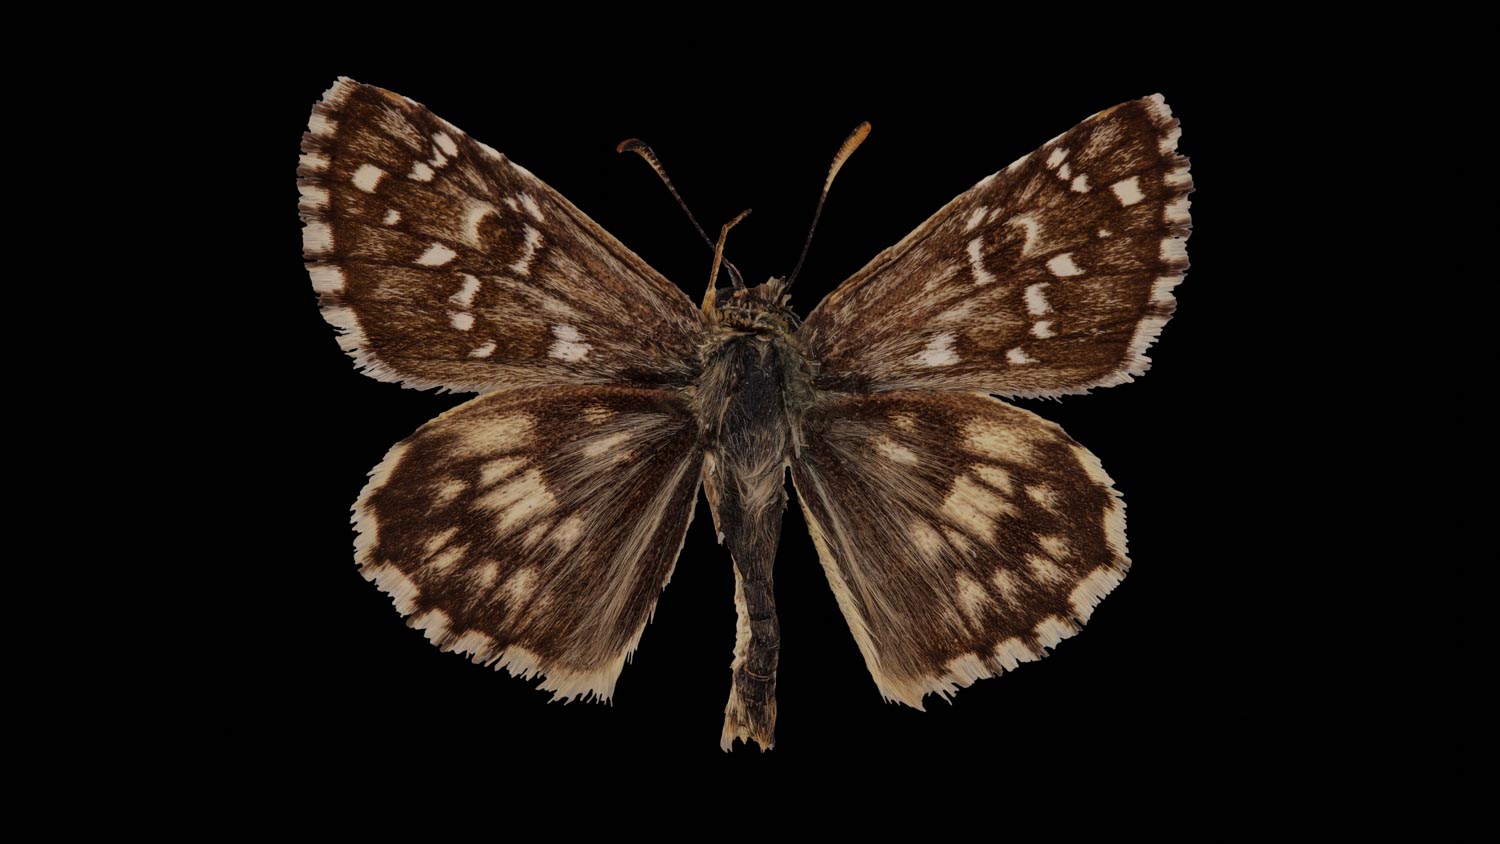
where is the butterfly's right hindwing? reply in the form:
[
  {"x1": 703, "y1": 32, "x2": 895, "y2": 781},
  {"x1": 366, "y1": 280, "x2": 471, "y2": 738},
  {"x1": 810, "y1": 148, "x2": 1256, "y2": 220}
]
[{"x1": 299, "y1": 78, "x2": 705, "y2": 392}]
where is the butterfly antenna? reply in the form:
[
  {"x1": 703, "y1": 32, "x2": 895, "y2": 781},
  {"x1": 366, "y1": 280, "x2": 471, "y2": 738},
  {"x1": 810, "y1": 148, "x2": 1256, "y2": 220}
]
[
  {"x1": 618, "y1": 138, "x2": 745, "y2": 289},
  {"x1": 705, "y1": 209, "x2": 752, "y2": 310},
  {"x1": 785, "y1": 121, "x2": 871, "y2": 292}
]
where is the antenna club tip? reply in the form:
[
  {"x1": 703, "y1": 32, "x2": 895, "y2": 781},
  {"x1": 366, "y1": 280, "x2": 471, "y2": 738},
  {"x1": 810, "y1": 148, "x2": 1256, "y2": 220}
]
[{"x1": 616, "y1": 139, "x2": 642, "y2": 154}]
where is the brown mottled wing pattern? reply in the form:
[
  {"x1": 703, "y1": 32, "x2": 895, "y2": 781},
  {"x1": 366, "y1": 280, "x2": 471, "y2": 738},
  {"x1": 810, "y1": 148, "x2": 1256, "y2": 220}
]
[
  {"x1": 356, "y1": 386, "x2": 703, "y2": 701},
  {"x1": 298, "y1": 78, "x2": 705, "y2": 392},
  {"x1": 790, "y1": 392, "x2": 1127, "y2": 707},
  {"x1": 801, "y1": 94, "x2": 1191, "y2": 398}
]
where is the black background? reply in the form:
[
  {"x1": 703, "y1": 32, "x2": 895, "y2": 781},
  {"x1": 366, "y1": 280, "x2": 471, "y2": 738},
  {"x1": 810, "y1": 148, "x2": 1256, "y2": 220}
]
[{"x1": 260, "y1": 59, "x2": 1274, "y2": 774}]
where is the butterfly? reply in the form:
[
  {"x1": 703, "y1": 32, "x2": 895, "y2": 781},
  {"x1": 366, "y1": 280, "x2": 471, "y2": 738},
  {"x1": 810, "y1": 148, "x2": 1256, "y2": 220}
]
[{"x1": 298, "y1": 78, "x2": 1191, "y2": 751}]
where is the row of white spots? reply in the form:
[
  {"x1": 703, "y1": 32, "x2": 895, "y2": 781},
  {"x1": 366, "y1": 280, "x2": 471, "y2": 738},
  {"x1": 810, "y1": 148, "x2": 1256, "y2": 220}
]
[
  {"x1": 966, "y1": 237, "x2": 995, "y2": 285},
  {"x1": 549, "y1": 324, "x2": 591, "y2": 362}
]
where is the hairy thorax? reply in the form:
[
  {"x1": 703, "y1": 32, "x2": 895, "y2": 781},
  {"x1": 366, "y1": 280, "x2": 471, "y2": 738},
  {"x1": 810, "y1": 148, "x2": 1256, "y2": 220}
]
[{"x1": 692, "y1": 279, "x2": 816, "y2": 460}]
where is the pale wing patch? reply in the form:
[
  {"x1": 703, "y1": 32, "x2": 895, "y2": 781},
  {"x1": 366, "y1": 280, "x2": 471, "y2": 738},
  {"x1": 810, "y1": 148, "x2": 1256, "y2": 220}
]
[{"x1": 351, "y1": 385, "x2": 703, "y2": 704}]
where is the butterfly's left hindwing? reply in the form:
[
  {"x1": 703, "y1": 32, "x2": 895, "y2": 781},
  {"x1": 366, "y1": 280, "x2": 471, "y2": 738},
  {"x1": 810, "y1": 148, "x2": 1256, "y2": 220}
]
[
  {"x1": 299, "y1": 78, "x2": 705, "y2": 393},
  {"x1": 355, "y1": 385, "x2": 703, "y2": 702},
  {"x1": 791, "y1": 392, "x2": 1127, "y2": 707}
]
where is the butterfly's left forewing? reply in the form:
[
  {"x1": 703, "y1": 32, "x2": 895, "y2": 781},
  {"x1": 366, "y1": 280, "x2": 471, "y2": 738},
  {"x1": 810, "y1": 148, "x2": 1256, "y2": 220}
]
[{"x1": 299, "y1": 78, "x2": 705, "y2": 393}]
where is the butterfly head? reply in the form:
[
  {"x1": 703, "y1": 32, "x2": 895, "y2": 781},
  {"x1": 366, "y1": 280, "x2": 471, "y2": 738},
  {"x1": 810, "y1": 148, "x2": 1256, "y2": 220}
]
[{"x1": 710, "y1": 277, "x2": 801, "y2": 335}]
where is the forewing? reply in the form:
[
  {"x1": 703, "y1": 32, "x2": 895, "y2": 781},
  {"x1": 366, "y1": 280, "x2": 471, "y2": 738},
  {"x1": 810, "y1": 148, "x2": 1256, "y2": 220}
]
[
  {"x1": 299, "y1": 78, "x2": 705, "y2": 392},
  {"x1": 355, "y1": 385, "x2": 703, "y2": 701},
  {"x1": 801, "y1": 95, "x2": 1191, "y2": 398},
  {"x1": 790, "y1": 392, "x2": 1128, "y2": 707}
]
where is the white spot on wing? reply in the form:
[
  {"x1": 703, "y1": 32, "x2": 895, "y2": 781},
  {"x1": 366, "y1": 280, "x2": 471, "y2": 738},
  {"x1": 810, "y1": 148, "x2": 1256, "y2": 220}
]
[
  {"x1": 1070, "y1": 567, "x2": 1124, "y2": 623},
  {"x1": 1046, "y1": 147, "x2": 1068, "y2": 168},
  {"x1": 302, "y1": 221, "x2": 332, "y2": 255},
  {"x1": 1031, "y1": 320, "x2": 1054, "y2": 339},
  {"x1": 480, "y1": 457, "x2": 525, "y2": 487},
  {"x1": 433, "y1": 131, "x2": 459, "y2": 157},
  {"x1": 1111, "y1": 176, "x2": 1144, "y2": 206},
  {"x1": 1047, "y1": 253, "x2": 1082, "y2": 277},
  {"x1": 469, "y1": 341, "x2": 496, "y2": 358},
  {"x1": 874, "y1": 437, "x2": 919, "y2": 464},
  {"x1": 966, "y1": 237, "x2": 996, "y2": 285},
  {"x1": 965, "y1": 206, "x2": 988, "y2": 231},
  {"x1": 417, "y1": 243, "x2": 457, "y2": 266},
  {"x1": 384, "y1": 209, "x2": 401, "y2": 225},
  {"x1": 914, "y1": 332, "x2": 958, "y2": 367},
  {"x1": 582, "y1": 430, "x2": 632, "y2": 460},
  {"x1": 1152, "y1": 275, "x2": 1183, "y2": 305},
  {"x1": 477, "y1": 468, "x2": 556, "y2": 531},
  {"x1": 1070, "y1": 174, "x2": 1089, "y2": 192},
  {"x1": 1006, "y1": 215, "x2": 1040, "y2": 256},
  {"x1": 352, "y1": 164, "x2": 385, "y2": 193},
  {"x1": 464, "y1": 202, "x2": 496, "y2": 245},
  {"x1": 942, "y1": 477, "x2": 1012, "y2": 542},
  {"x1": 450, "y1": 274, "x2": 481, "y2": 307},
  {"x1": 510, "y1": 225, "x2": 543, "y2": 275},
  {"x1": 1006, "y1": 347, "x2": 1037, "y2": 365},
  {"x1": 449, "y1": 312, "x2": 474, "y2": 331},
  {"x1": 956, "y1": 575, "x2": 992, "y2": 624},
  {"x1": 308, "y1": 113, "x2": 336, "y2": 136},
  {"x1": 1166, "y1": 195, "x2": 1191, "y2": 223},
  {"x1": 549, "y1": 324, "x2": 591, "y2": 362},
  {"x1": 300, "y1": 185, "x2": 328, "y2": 209},
  {"x1": 1025, "y1": 283, "x2": 1050, "y2": 315},
  {"x1": 520, "y1": 193, "x2": 544, "y2": 221},
  {"x1": 308, "y1": 265, "x2": 344, "y2": 293},
  {"x1": 409, "y1": 161, "x2": 434, "y2": 182}
]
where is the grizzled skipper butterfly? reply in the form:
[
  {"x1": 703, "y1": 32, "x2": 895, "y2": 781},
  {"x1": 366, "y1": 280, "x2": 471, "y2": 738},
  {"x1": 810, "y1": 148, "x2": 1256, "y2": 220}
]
[{"x1": 298, "y1": 78, "x2": 1191, "y2": 750}]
